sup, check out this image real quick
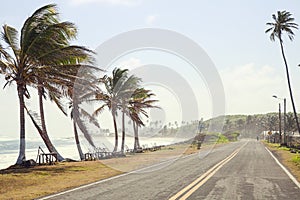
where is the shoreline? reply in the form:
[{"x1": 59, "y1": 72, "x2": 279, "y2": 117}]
[{"x1": 0, "y1": 136, "x2": 192, "y2": 170}]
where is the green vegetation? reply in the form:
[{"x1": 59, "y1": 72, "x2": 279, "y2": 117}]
[
  {"x1": 202, "y1": 112, "x2": 300, "y2": 140},
  {"x1": 224, "y1": 132, "x2": 240, "y2": 142},
  {"x1": 278, "y1": 146, "x2": 291, "y2": 151},
  {"x1": 292, "y1": 154, "x2": 300, "y2": 166},
  {"x1": 216, "y1": 134, "x2": 229, "y2": 144}
]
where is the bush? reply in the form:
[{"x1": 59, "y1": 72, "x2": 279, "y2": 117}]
[{"x1": 217, "y1": 134, "x2": 229, "y2": 143}]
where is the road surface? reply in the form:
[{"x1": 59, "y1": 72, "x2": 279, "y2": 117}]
[{"x1": 41, "y1": 140, "x2": 300, "y2": 200}]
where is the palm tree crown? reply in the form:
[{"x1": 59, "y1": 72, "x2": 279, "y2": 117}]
[{"x1": 266, "y1": 10, "x2": 298, "y2": 42}]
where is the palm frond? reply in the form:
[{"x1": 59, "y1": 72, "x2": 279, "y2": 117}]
[
  {"x1": 74, "y1": 116, "x2": 95, "y2": 147},
  {"x1": 24, "y1": 106, "x2": 43, "y2": 133},
  {"x1": 2, "y1": 25, "x2": 20, "y2": 60},
  {"x1": 79, "y1": 108, "x2": 100, "y2": 128},
  {"x1": 48, "y1": 92, "x2": 68, "y2": 116},
  {"x1": 24, "y1": 21, "x2": 77, "y2": 60},
  {"x1": 21, "y1": 4, "x2": 59, "y2": 54},
  {"x1": 93, "y1": 104, "x2": 106, "y2": 117}
]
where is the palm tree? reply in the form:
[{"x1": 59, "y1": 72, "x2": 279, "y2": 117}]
[
  {"x1": 69, "y1": 70, "x2": 100, "y2": 160},
  {"x1": 119, "y1": 75, "x2": 141, "y2": 153},
  {"x1": 0, "y1": 4, "x2": 94, "y2": 164},
  {"x1": 266, "y1": 10, "x2": 300, "y2": 136},
  {"x1": 94, "y1": 68, "x2": 129, "y2": 152},
  {"x1": 0, "y1": 24, "x2": 29, "y2": 165},
  {"x1": 129, "y1": 88, "x2": 158, "y2": 151}
]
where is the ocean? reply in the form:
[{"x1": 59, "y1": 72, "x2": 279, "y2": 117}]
[{"x1": 0, "y1": 135, "x2": 189, "y2": 170}]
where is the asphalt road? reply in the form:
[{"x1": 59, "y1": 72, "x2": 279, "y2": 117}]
[{"x1": 41, "y1": 140, "x2": 300, "y2": 200}]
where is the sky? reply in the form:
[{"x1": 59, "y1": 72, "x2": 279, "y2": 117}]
[{"x1": 1, "y1": 0, "x2": 300, "y2": 140}]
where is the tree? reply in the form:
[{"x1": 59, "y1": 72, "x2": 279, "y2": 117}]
[
  {"x1": 129, "y1": 88, "x2": 158, "y2": 151},
  {"x1": 261, "y1": 114, "x2": 278, "y2": 132},
  {"x1": 93, "y1": 68, "x2": 129, "y2": 152},
  {"x1": 266, "y1": 11, "x2": 299, "y2": 135},
  {"x1": 119, "y1": 75, "x2": 141, "y2": 153},
  {"x1": 69, "y1": 72, "x2": 100, "y2": 160},
  {"x1": 0, "y1": 4, "x2": 94, "y2": 164},
  {"x1": 285, "y1": 112, "x2": 297, "y2": 133}
]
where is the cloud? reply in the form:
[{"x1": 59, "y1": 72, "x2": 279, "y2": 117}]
[
  {"x1": 146, "y1": 15, "x2": 158, "y2": 25},
  {"x1": 115, "y1": 57, "x2": 142, "y2": 69},
  {"x1": 69, "y1": 0, "x2": 141, "y2": 6},
  {"x1": 220, "y1": 64, "x2": 287, "y2": 115}
]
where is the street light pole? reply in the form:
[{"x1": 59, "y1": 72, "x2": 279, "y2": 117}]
[
  {"x1": 273, "y1": 95, "x2": 286, "y2": 145},
  {"x1": 283, "y1": 98, "x2": 286, "y2": 145},
  {"x1": 279, "y1": 103, "x2": 282, "y2": 144}
]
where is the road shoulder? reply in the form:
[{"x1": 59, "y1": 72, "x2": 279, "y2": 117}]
[{"x1": 263, "y1": 141, "x2": 300, "y2": 184}]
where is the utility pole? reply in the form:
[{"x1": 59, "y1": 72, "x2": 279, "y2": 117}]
[
  {"x1": 279, "y1": 103, "x2": 282, "y2": 144},
  {"x1": 273, "y1": 95, "x2": 287, "y2": 145},
  {"x1": 283, "y1": 98, "x2": 286, "y2": 145}
]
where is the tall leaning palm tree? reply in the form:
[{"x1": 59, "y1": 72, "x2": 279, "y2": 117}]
[
  {"x1": 69, "y1": 69, "x2": 100, "y2": 160},
  {"x1": 30, "y1": 4, "x2": 95, "y2": 161},
  {"x1": 266, "y1": 10, "x2": 300, "y2": 136},
  {"x1": 0, "y1": 4, "x2": 94, "y2": 164}
]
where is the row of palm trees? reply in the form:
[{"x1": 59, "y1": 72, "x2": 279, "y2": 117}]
[
  {"x1": 93, "y1": 68, "x2": 158, "y2": 153},
  {"x1": 0, "y1": 4, "x2": 157, "y2": 165}
]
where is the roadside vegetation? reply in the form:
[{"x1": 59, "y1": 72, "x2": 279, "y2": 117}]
[{"x1": 202, "y1": 113, "x2": 300, "y2": 139}]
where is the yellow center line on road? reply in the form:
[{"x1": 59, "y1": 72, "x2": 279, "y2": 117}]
[{"x1": 169, "y1": 142, "x2": 248, "y2": 200}]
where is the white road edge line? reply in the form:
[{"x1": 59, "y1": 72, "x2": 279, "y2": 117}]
[
  {"x1": 38, "y1": 152, "x2": 198, "y2": 199},
  {"x1": 265, "y1": 147, "x2": 300, "y2": 189}
]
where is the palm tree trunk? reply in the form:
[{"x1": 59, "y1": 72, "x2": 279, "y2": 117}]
[
  {"x1": 121, "y1": 109, "x2": 125, "y2": 153},
  {"x1": 73, "y1": 120, "x2": 84, "y2": 160},
  {"x1": 16, "y1": 85, "x2": 26, "y2": 165},
  {"x1": 133, "y1": 121, "x2": 136, "y2": 150},
  {"x1": 133, "y1": 121, "x2": 140, "y2": 150},
  {"x1": 38, "y1": 86, "x2": 64, "y2": 161},
  {"x1": 136, "y1": 124, "x2": 140, "y2": 148},
  {"x1": 280, "y1": 41, "x2": 300, "y2": 137},
  {"x1": 112, "y1": 112, "x2": 118, "y2": 152}
]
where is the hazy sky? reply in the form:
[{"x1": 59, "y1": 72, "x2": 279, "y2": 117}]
[{"x1": 1, "y1": 0, "x2": 300, "y2": 139}]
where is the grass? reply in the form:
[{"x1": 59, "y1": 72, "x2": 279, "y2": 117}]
[
  {"x1": 0, "y1": 161, "x2": 122, "y2": 200},
  {"x1": 263, "y1": 141, "x2": 300, "y2": 183}
]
